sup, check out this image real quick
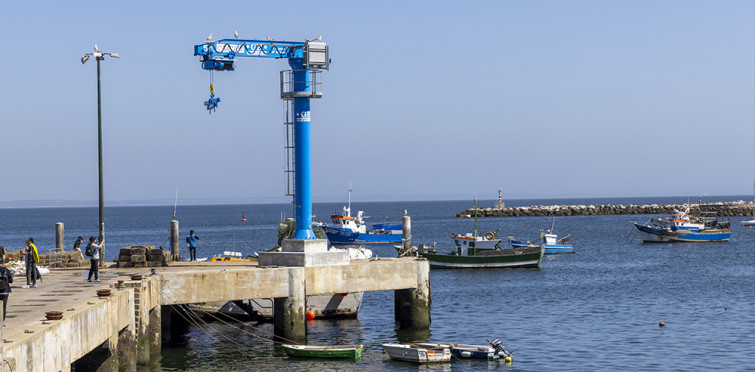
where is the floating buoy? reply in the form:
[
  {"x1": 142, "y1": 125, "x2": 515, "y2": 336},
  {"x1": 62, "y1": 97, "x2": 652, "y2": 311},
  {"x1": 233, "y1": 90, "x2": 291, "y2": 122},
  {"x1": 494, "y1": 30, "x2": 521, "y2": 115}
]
[
  {"x1": 504, "y1": 356, "x2": 512, "y2": 363},
  {"x1": 659, "y1": 321, "x2": 665, "y2": 327},
  {"x1": 242, "y1": 212, "x2": 246, "y2": 221},
  {"x1": 306, "y1": 310, "x2": 315, "y2": 320}
]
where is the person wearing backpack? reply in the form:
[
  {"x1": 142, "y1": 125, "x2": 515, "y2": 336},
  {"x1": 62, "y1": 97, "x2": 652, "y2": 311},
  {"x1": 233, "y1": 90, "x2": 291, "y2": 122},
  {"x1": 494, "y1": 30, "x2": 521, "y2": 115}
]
[
  {"x1": 86, "y1": 236, "x2": 104, "y2": 282},
  {"x1": 185, "y1": 230, "x2": 199, "y2": 261},
  {"x1": 22, "y1": 238, "x2": 39, "y2": 288},
  {"x1": 0, "y1": 260, "x2": 14, "y2": 326}
]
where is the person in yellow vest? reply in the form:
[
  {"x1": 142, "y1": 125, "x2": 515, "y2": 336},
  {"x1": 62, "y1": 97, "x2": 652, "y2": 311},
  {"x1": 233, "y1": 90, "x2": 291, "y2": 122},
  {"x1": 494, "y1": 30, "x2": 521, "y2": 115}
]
[{"x1": 22, "y1": 238, "x2": 39, "y2": 288}]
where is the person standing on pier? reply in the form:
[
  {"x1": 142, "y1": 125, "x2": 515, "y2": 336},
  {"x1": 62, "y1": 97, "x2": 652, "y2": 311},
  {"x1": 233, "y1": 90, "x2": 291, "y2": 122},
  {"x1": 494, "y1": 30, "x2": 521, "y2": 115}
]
[
  {"x1": 86, "y1": 236, "x2": 104, "y2": 282},
  {"x1": 0, "y1": 244, "x2": 5, "y2": 263},
  {"x1": 22, "y1": 238, "x2": 39, "y2": 288},
  {"x1": 186, "y1": 230, "x2": 199, "y2": 261},
  {"x1": 0, "y1": 260, "x2": 14, "y2": 326}
]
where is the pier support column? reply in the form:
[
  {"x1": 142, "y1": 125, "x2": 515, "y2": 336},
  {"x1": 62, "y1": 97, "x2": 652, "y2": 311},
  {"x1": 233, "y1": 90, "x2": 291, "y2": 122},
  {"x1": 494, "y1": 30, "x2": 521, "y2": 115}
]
[
  {"x1": 170, "y1": 220, "x2": 179, "y2": 261},
  {"x1": 402, "y1": 216, "x2": 411, "y2": 251},
  {"x1": 394, "y1": 259, "x2": 431, "y2": 330},
  {"x1": 148, "y1": 306, "x2": 162, "y2": 357},
  {"x1": 56, "y1": 222, "x2": 64, "y2": 252},
  {"x1": 117, "y1": 327, "x2": 137, "y2": 372},
  {"x1": 273, "y1": 267, "x2": 306, "y2": 342}
]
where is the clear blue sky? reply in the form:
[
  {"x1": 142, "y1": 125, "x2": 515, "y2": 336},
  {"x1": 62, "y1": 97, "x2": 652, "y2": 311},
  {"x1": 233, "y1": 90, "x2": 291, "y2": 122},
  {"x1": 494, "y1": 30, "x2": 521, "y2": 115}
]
[{"x1": 2, "y1": 1, "x2": 754, "y2": 205}]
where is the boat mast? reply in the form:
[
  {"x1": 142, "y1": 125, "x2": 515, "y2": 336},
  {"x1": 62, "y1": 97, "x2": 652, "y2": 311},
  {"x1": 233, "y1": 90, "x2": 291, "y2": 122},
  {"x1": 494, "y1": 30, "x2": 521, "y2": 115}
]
[{"x1": 474, "y1": 199, "x2": 478, "y2": 238}]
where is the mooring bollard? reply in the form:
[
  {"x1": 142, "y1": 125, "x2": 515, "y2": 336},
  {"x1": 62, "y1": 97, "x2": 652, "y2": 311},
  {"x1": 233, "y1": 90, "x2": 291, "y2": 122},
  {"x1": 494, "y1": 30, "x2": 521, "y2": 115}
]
[
  {"x1": 170, "y1": 220, "x2": 179, "y2": 261},
  {"x1": 402, "y1": 215, "x2": 411, "y2": 252},
  {"x1": 55, "y1": 222, "x2": 64, "y2": 252}
]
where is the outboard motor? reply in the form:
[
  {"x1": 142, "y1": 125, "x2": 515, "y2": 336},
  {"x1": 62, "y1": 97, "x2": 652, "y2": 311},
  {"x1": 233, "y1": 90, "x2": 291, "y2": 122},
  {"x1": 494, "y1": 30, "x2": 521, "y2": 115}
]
[{"x1": 488, "y1": 338, "x2": 513, "y2": 358}]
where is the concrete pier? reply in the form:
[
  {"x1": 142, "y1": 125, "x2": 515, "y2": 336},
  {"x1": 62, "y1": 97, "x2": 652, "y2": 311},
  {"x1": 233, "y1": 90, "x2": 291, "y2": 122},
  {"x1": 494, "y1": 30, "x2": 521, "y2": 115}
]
[{"x1": 1, "y1": 257, "x2": 429, "y2": 371}]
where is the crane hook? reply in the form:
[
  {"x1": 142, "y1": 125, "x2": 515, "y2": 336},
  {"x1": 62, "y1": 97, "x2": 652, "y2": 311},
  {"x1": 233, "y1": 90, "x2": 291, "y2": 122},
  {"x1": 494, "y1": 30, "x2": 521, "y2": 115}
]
[{"x1": 204, "y1": 81, "x2": 220, "y2": 113}]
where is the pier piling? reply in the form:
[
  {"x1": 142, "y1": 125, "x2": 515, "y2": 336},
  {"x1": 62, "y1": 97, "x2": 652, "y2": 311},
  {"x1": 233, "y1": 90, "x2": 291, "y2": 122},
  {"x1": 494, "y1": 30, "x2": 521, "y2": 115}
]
[
  {"x1": 394, "y1": 260, "x2": 431, "y2": 330},
  {"x1": 55, "y1": 222, "x2": 64, "y2": 252},
  {"x1": 170, "y1": 220, "x2": 179, "y2": 261},
  {"x1": 273, "y1": 267, "x2": 306, "y2": 342}
]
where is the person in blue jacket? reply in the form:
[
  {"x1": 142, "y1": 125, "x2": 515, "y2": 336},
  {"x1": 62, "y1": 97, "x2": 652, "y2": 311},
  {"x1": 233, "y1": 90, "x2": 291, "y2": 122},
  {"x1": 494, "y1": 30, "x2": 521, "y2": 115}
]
[{"x1": 186, "y1": 230, "x2": 199, "y2": 261}]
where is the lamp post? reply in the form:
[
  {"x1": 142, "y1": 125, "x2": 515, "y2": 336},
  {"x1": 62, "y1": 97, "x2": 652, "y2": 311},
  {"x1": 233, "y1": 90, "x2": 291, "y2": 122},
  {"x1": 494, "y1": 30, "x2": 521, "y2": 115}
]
[{"x1": 81, "y1": 45, "x2": 118, "y2": 267}]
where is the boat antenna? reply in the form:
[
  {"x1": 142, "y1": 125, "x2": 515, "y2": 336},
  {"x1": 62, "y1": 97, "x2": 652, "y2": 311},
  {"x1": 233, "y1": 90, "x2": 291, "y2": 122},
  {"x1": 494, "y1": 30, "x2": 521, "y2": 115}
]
[
  {"x1": 172, "y1": 186, "x2": 179, "y2": 219},
  {"x1": 550, "y1": 217, "x2": 555, "y2": 234}
]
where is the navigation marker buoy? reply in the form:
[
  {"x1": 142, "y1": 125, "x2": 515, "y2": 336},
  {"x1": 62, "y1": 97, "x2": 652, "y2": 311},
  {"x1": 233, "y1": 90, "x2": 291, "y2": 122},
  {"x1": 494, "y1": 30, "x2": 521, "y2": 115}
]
[
  {"x1": 242, "y1": 212, "x2": 246, "y2": 221},
  {"x1": 659, "y1": 321, "x2": 665, "y2": 327},
  {"x1": 306, "y1": 310, "x2": 315, "y2": 320}
]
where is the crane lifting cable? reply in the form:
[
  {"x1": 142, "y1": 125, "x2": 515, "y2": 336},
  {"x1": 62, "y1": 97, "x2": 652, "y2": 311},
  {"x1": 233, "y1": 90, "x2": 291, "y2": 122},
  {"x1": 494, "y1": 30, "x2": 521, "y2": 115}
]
[{"x1": 204, "y1": 70, "x2": 220, "y2": 113}]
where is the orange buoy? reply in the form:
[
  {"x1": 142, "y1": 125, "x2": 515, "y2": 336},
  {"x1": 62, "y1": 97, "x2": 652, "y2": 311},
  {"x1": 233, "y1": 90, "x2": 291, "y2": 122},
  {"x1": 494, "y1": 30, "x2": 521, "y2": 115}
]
[
  {"x1": 306, "y1": 310, "x2": 315, "y2": 320},
  {"x1": 242, "y1": 212, "x2": 246, "y2": 221},
  {"x1": 659, "y1": 321, "x2": 665, "y2": 327}
]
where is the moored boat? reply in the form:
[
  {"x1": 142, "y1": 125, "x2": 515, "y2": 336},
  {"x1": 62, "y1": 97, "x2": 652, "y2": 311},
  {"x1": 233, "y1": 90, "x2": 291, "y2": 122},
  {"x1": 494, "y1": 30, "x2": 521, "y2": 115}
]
[
  {"x1": 511, "y1": 229, "x2": 575, "y2": 254},
  {"x1": 419, "y1": 200, "x2": 543, "y2": 269},
  {"x1": 381, "y1": 343, "x2": 451, "y2": 363},
  {"x1": 281, "y1": 344, "x2": 363, "y2": 359},
  {"x1": 322, "y1": 188, "x2": 403, "y2": 245},
  {"x1": 415, "y1": 338, "x2": 513, "y2": 361},
  {"x1": 634, "y1": 206, "x2": 731, "y2": 242},
  {"x1": 420, "y1": 245, "x2": 543, "y2": 269}
]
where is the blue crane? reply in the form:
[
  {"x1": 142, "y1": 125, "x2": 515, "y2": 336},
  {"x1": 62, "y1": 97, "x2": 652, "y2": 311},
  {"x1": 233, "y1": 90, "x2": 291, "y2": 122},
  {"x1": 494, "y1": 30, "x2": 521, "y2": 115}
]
[{"x1": 194, "y1": 36, "x2": 329, "y2": 240}]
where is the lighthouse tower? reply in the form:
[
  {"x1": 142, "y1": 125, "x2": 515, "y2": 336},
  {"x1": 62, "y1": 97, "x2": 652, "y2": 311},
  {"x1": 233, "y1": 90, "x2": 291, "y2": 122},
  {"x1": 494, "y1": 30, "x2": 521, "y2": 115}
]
[{"x1": 495, "y1": 188, "x2": 505, "y2": 209}]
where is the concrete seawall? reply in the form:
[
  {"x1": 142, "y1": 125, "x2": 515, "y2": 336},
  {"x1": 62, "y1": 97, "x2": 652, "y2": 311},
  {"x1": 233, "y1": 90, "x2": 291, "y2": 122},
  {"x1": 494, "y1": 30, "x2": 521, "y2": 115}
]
[{"x1": 456, "y1": 201, "x2": 755, "y2": 218}]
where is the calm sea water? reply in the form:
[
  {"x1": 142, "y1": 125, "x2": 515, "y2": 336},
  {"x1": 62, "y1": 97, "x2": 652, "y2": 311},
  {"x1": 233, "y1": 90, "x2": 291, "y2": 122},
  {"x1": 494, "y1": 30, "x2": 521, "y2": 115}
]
[{"x1": 1, "y1": 196, "x2": 753, "y2": 371}]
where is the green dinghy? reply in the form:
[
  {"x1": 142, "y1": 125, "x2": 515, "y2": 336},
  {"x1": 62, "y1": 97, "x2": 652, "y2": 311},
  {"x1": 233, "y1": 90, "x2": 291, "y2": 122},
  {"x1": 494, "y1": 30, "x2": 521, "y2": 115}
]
[{"x1": 281, "y1": 344, "x2": 363, "y2": 359}]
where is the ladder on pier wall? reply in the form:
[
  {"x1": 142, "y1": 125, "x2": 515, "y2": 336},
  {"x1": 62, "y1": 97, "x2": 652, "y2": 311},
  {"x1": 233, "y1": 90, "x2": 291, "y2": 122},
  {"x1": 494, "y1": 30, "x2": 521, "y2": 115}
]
[{"x1": 284, "y1": 98, "x2": 296, "y2": 213}]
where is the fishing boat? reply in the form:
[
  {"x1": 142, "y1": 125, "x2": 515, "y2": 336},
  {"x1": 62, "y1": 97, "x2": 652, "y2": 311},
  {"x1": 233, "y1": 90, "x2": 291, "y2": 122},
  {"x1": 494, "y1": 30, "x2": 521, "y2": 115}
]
[
  {"x1": 281, "y1": 344, "x2": 363, "y2": 359},
  {"x1": 322, "y1": 188, "x2": 403, "y2": 245},
  {"x1": 420, "y1": 200, "x2": 544, "y2": 269},
  {"x1": 511, "y1": 226, "x2": 575, "y2": 254},
  {"x1": 415, "y1": 338, "x2": 513, "y2": 361},
  {"x1": 633, "y1": 206, "x2": 731, "y2": 242},
  {"x1": 381, "y1": 343, "x2": 451, "y2": 363}
]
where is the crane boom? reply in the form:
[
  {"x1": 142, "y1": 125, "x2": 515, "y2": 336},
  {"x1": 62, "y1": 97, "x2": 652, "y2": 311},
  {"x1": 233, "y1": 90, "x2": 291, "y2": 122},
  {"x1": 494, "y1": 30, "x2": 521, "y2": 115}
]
[{"x1": 194, "y1": 39, "x2": 328, "y2": 71}]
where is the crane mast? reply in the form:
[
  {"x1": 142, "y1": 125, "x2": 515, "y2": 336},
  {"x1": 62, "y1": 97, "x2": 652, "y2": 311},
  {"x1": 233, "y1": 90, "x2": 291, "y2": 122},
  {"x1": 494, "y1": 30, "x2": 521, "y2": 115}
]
[{"x1": 194, "y1": 36, "x2": 329, "y2": 239}]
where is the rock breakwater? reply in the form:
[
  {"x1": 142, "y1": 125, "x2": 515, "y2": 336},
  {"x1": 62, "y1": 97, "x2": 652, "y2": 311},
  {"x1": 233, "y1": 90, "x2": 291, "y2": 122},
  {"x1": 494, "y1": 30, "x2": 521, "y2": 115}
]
[{"x1": 456, "y1": 201, "x2": 754, "y2": 218}]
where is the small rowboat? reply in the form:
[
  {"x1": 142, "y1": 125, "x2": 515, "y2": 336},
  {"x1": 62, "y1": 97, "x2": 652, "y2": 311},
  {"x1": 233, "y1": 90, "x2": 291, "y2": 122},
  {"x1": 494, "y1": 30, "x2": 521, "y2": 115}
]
[
  {"x1": 381, "y1": 343, "x2": 451, "y2": 363},
  {"x1": 281, "y1": 344, "x2": 363, "y2": 359}
]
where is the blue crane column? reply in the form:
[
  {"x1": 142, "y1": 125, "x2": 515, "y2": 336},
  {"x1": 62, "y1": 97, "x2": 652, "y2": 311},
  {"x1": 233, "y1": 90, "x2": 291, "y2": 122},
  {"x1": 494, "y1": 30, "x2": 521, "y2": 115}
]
[{"x1": 291, "y1": 61, "x2": 316, "y2": 239}]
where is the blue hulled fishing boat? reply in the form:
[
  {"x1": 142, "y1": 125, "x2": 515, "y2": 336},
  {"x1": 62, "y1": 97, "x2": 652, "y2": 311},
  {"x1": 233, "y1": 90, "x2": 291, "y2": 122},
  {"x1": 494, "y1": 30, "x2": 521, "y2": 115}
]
[
  {"x1": 633, "y1": 206, "x2": 731, "y2": 242},
  {"x1": 322, "y1": 189, "x2": 403, "y2": 245}
]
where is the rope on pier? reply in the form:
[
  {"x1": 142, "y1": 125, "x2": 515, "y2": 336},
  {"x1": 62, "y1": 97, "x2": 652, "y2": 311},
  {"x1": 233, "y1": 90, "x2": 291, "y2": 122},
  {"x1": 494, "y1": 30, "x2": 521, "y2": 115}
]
[{"x1": 159, "y1": 282, "x2": 303, "y2": 346}]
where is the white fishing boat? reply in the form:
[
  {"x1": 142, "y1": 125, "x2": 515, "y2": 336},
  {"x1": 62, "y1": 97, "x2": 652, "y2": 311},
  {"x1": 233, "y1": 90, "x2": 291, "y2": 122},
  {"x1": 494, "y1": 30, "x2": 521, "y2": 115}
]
[{"x1": 381, "y1": 343, "x2": 451, "y2": 363}]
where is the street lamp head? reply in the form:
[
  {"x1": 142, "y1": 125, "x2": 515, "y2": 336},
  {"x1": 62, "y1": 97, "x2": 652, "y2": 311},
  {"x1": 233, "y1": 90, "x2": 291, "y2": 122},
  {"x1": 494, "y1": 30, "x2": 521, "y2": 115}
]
[
  {"x1": 81, "y1": 54, "x2": 90, "y2": 64},
  {"x1": 108, "y1": 53, "x2": 119, "y2": 58}
]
